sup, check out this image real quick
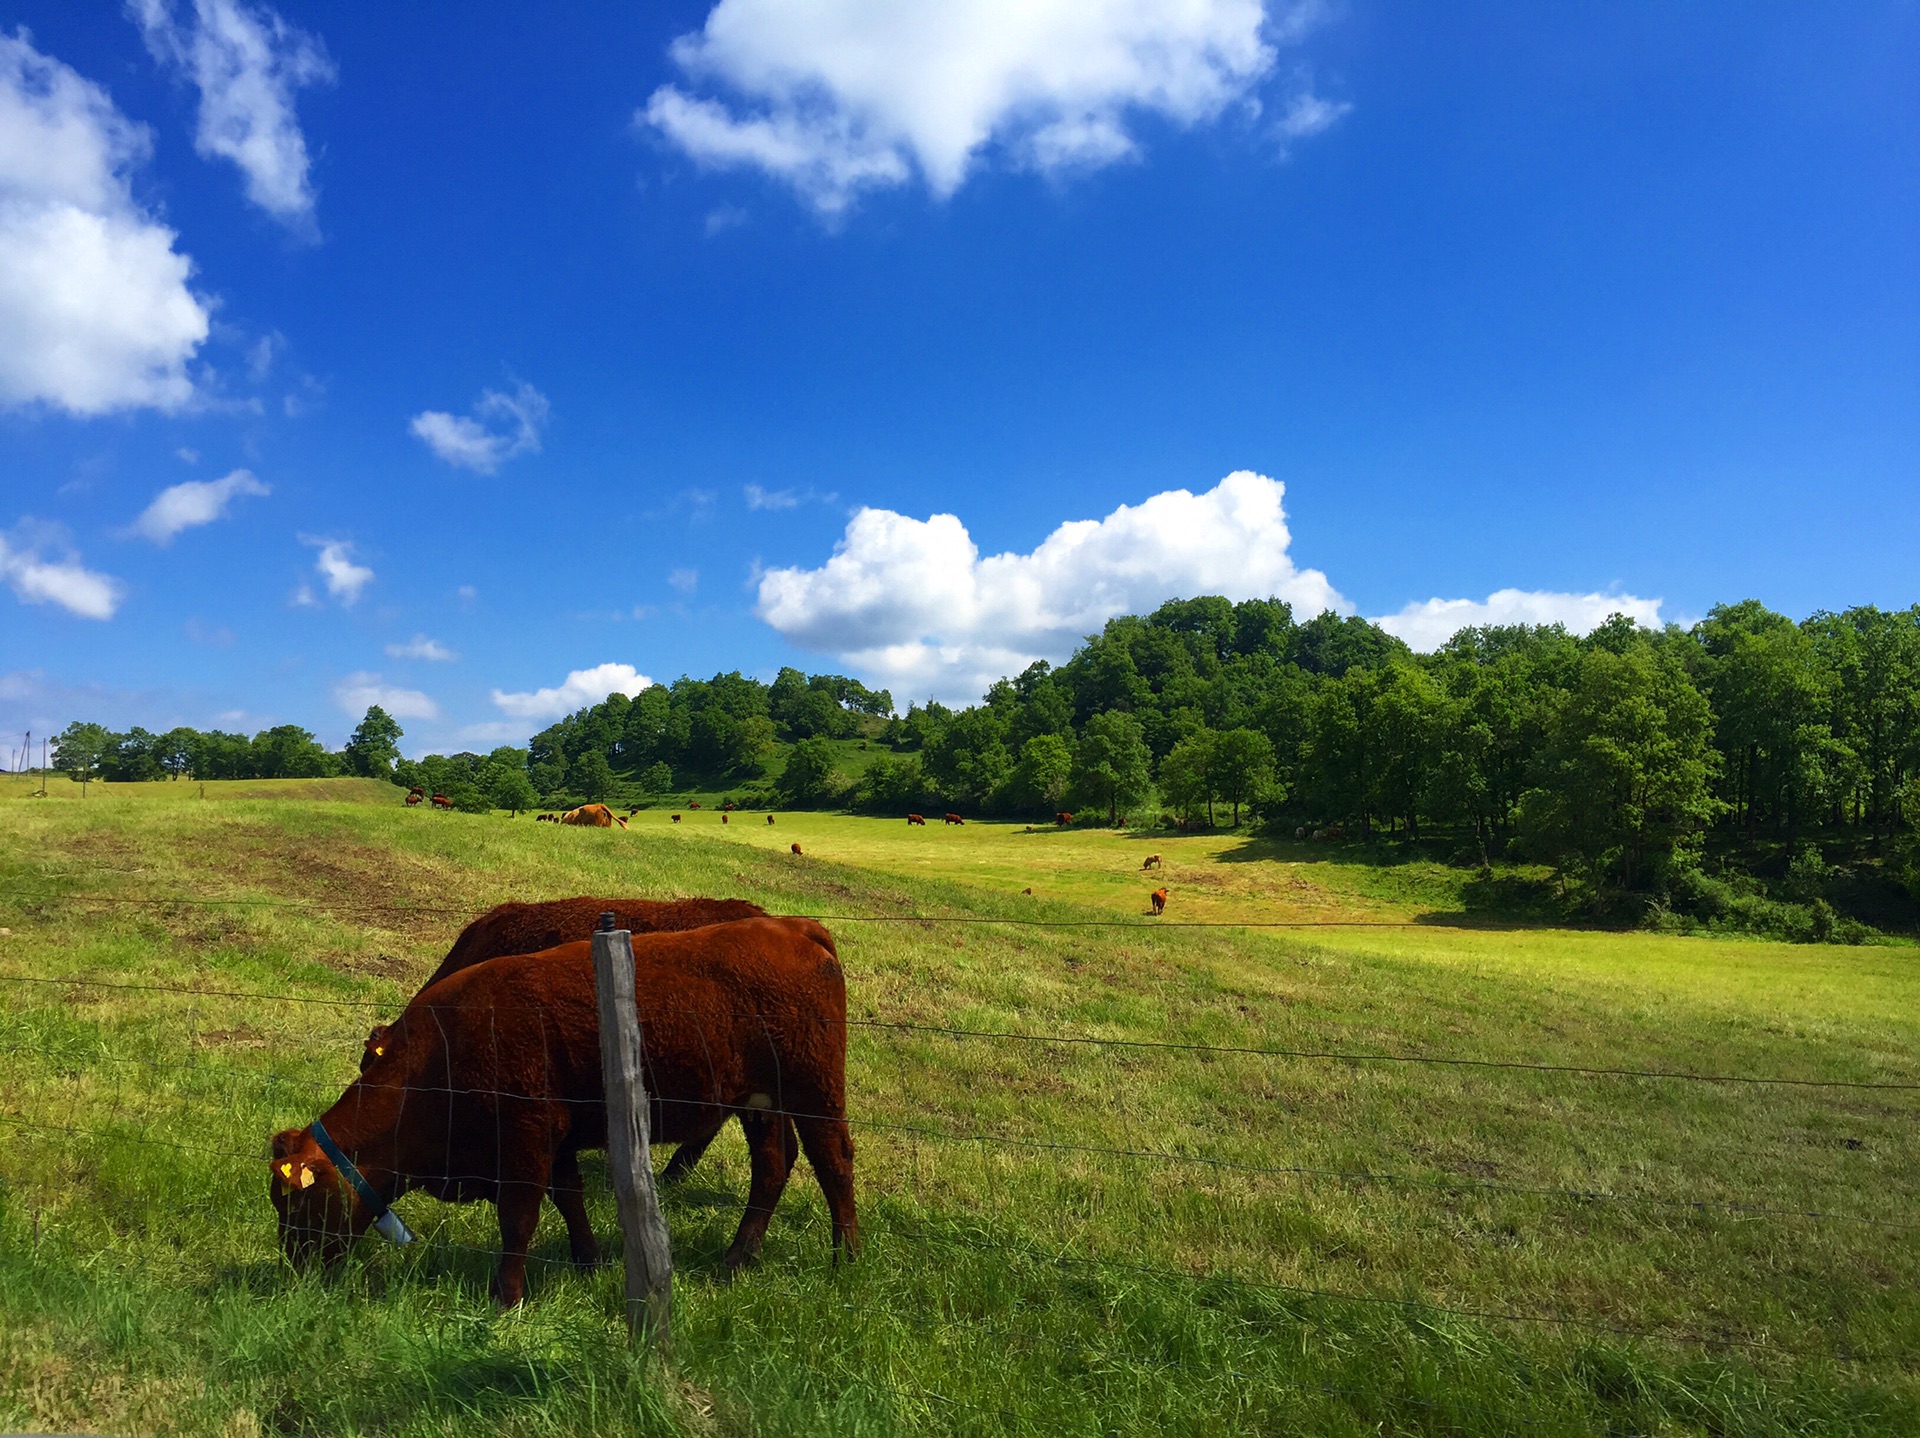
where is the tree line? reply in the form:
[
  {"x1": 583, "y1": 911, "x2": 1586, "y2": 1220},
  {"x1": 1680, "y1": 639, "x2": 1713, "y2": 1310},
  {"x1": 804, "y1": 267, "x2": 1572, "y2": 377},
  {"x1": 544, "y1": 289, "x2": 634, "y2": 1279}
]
[{"x1": 42, "y1": 596, "x2": 1920, "y2": 933}]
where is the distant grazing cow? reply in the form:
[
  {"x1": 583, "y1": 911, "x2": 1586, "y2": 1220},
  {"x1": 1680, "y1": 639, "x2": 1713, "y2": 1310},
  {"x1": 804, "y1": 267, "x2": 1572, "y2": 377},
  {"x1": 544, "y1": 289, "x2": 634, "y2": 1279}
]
[
  {"x1": 723, "y1": 801, "x2": 736, "y2": 812},
  {"x1": 1056, "y1": 812, "x2": 1073, "y2": 827},
  {"x1": 1022, "y1": 886, "x2": 1032, "y2": 895},
  {"x1": 1150, "y1": 888, "x2": 1168, "y2": 915},
  {"x1": 277, "y1": 917, "x2": 856, "y2": 1305},
  {"x1": 671, "y1": 814, "x2": 681, "y2": 823},
  {"x1": 766, "y1": 814, "x2": 776, "y2": 826},
  {"x1": 906, "y1": 814, "x2": 926, "y2": 826},
  {"x1": 560, "y1": 804, "x2": 616, "y2": 828},
  {"x1": 721, "y1": 813, "x2": 729, "y2": 825},
  {"x1": 404, "y1": 792, "x2": 422, "y2": 806},
  {"x1": 944, "y1": 813, "x2": 964, "y2": 826},
  {"x1": 689, "y1": 801, "x2": 701, "y2": 809},
  {"x1": 1142, "y1": 854, "x2": 1162, "y2": 869},
  {"x1": 791, "y1": 842, "x2": 803, "y2": 856},
  {"x1": 627, "y1": 806, "x2": 643, "y2": 818},
  {"x1": 430, "y1": 793, "x2": 453, "y2": 810},
  {"x1": 1294, "y1": 826, "x2": 1306, "y2": 839}
]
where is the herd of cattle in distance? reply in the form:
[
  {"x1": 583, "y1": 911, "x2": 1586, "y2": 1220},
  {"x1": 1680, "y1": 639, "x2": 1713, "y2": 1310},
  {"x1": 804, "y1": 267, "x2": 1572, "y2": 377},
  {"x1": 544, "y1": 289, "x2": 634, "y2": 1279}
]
[
  {"x1": 405, "y1": 791, "x2": 1175, "y2": 915},
  {"x1": 270, "y1": 895, "x2": 857, "y2": 1307}
]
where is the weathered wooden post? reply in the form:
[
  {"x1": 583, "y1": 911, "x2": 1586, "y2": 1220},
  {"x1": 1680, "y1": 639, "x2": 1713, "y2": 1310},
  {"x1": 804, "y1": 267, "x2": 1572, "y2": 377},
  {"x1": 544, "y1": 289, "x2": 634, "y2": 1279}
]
[{"x1": 591, "y1": 912, "x2": 673, "y2": 1347}]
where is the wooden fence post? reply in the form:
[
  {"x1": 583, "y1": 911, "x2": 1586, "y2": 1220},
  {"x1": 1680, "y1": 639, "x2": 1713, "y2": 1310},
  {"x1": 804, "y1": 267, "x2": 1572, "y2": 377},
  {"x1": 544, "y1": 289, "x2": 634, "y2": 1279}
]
[{"x1": 591, "y1": 914, "x2": 673, "y2": 1347}]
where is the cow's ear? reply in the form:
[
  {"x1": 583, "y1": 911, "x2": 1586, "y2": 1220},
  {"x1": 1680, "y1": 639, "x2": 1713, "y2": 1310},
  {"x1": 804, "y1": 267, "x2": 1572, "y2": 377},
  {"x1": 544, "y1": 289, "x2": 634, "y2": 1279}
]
[{"x1": 270, "y1": 1128, "x2": 300, "y2": 1160}]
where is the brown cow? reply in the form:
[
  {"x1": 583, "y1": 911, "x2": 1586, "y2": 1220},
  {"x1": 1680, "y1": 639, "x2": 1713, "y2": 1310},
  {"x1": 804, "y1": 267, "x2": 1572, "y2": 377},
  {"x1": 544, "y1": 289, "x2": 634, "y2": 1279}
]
[
  {"x1": 430, "y1": 793, "x2": 453, "y2": 810},
  {"x1": 689, "y1": 800, "x2": 701, "y2": 809},
  {"x1": 1056, "y1": 812, "x2": 1073, "y2": 827},
  {"x1": 560, "y1": 804, "x2": 616, "y2": 827},
  {"x1": 404, "y1": 792, "x2": 422, "y2": 806},
  {"x1": 943, "y1": 813, "x2": 964, "y2": 826},
  {"x1": 906, "y1": 813, "x2": 926, "y2": 826},
  {"x1": 721, "y1": 813, "x2": 729, "y2": 825},
  {"x1": 766, "y1": 814, "x2": 776, "y2": 826},
  {"x1": 791, "y1": 842, "x2": 803, "y2": 856},
  {"x1": 671, "y1": 814, "x2": 681, "y2": 823},
  {"x1": 272, "y1": 918, "x2": 857, "y2": 1306},
  {"x1": 1150, "y1": 888, "x2": 1168, "y2": 915},
  {"x1": 1142, "y1": 854, "x2": 1162, "y2": 869}
]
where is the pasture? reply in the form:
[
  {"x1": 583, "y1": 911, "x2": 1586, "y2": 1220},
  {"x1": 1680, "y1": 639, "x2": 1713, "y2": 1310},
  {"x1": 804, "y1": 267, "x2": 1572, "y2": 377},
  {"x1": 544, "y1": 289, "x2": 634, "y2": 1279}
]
[{"x1": 1, "y1": 778, "x2": 1916, "y2": 1435}]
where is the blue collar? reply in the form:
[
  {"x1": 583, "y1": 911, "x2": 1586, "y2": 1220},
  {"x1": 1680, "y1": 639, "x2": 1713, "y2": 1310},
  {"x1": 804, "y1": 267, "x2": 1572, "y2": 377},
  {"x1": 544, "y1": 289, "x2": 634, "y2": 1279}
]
[{"x1": 311, "y1": 1118, "x2": 414, "y2": 1246}]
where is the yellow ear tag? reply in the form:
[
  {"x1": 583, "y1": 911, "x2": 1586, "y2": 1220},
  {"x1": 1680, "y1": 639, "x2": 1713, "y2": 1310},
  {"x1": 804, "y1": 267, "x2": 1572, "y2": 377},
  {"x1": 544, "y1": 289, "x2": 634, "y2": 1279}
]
[
  {"x1": 372, "y1": 1045, "x2": 385, "y2": 1057},
  {"x1": 298, "y1": 1167, "x2": 316, "y2": 1190},
  {"x1": 278, "y1": 1161, "x2": 295, "y2": 1180}
]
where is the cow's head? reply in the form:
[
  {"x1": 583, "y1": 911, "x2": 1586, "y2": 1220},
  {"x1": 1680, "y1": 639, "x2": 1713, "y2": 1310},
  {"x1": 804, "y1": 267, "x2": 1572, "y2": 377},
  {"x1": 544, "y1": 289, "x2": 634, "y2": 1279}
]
[
  {"x1": 358, "y1": 1024, "x2": 392, "y2": 1074},
  {"x1": 269, "y1": 1128, "x2": 365, "y2": 1270}
]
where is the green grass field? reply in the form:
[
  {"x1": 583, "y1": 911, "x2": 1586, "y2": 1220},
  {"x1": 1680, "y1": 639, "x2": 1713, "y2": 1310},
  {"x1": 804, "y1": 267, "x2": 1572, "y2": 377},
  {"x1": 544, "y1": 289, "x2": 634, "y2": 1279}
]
[{"x1": 2, "y1": 777, "x2": 1917, "y2": 1435}]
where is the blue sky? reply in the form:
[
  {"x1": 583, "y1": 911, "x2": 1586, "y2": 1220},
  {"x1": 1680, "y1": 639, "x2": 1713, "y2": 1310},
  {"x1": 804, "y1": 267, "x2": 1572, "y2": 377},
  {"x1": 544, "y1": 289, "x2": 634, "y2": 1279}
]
[{"x1": 2, "y1": 2, "x2": 1915, "y2": 754}]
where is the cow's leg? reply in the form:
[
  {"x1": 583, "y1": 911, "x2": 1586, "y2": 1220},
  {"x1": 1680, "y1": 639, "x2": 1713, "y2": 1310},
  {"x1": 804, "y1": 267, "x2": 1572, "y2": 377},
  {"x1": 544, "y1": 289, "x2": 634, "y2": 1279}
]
[
  {"x1": 721, "y1": 1111, "x2": 793, "y2": 1271},
  {"x1": 660, "y1": 1112, "x2": 724, "y2": 1184},
  {"x1": 492, "y1": 1157, "x2": 551, "y2": 1307},
  {"x1": 547, "y1": 1148, "x2": 599, "y2": 1269},
  {"x1": 794, "y1": 1111, "x2": 859, "y2": 1262},
  {"x1": 668, "y1": 1110, "x2": 795, "y2": 1186}
]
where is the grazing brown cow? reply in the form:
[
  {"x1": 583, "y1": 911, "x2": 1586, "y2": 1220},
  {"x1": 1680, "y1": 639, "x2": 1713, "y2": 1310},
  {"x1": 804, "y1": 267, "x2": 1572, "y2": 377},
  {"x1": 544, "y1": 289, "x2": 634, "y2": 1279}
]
[
  {"x1": 272, "y1": 918, "x2": 857, "y2": 1306},
  {"x1": 560, "y1": 804, "x2": 616, "y2": 827},
  {"x1": 943, "y1": 813, "x2": 964, "y2": 826},
  {"x1": 766, "y1": 814, "x2": 776, "y2": 826},
  {"x1": 721, "y1": 813, "x2": 729, "y2": 825},
  {"x1": 404, "y1": 792, "x2": 422, "y2": 806},
  {"x1": 906, "y1": 814, "x2": 926, "y2": 826},
  {"x1": 430, "y1": 793, "x2": 453, "y2": 810},
  {"x1": 671, "y1": 814, "x2": 681, "y2": 823},
  {"x1": 1150, "y1": 888, "x2": 1168, "y2": 915},
  {"x1": 1056, "y1": 812, "x2": 1073, "y2": 826},
  {"x1": 1022, "y1": 886, "x2": 1032, "y2": 895},
  {"x1": 689, "y1": 800, "x2": 701, "y2": 809},
  {"x1": 791, "y1": 842, "x2": 803, "y2": 856},
  {"x1": 1142, "y1": 854, "x2": 1162, "y2": 869}
]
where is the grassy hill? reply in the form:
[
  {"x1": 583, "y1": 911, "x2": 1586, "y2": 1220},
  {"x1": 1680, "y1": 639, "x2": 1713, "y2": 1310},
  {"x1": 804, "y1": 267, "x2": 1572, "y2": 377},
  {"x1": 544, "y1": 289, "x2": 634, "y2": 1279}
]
[{"x1": 2, "y1": 787, "x2": 1916, "y2": 1435}]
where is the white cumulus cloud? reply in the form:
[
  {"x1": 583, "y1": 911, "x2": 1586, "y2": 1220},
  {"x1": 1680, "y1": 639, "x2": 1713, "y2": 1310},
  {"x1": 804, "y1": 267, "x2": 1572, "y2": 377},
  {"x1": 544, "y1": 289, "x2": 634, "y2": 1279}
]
[
  {"x1": 129, "y1": 0, "x2": 334, "y2": 230},
  {"x1": 1372, "y1": 589, "x2": 1667, "y2": 652},
  {"x1": 385, "y1": 633, "x2": 457, "y2": 662},
  {"x1": 0, "y1": 31, "x2": 210, "y2": 414},
  {"x1": 0, "y1": 520, "x2": 125, "y2": 619},
  {"x1": 757, "y1": 469, "x2": 1344, "y2": 702},
  {"x1": 491, "y1": 663, "x2": 653, "y2": 723},
  {"x1": 333, "y1": 671, "x2": 438, "y2": 721},
  {"x1": 409, "y1": 381, "x2": 549, "y2": 474},
  {"x1": 643, "y1": 0, "x2": 1307, "y2": 215},
  {"x1": 126, "y1": 467, "x2": 268, "y2": 543},
  {"x1": 300, "y1": 535, "x2": 372, "y2": 605}
]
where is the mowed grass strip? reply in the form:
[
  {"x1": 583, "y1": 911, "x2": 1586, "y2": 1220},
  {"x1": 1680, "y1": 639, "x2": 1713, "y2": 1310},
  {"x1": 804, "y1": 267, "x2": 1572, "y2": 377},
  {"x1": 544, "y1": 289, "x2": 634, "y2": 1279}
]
[{"x1": 1, "y1": 785, "x2": 1917, "y2": 1435}]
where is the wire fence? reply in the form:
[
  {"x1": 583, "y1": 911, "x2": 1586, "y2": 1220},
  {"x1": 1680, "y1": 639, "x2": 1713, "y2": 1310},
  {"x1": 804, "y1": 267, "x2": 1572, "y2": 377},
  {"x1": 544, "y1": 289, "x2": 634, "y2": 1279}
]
[{"x1": 1, "y1": 896, "x2": 1916, "y2": 1429}]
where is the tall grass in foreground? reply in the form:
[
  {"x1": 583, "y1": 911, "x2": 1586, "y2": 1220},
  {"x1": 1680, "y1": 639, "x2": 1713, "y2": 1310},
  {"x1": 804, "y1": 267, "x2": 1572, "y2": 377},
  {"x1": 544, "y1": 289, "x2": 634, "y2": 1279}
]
[{"x1": 1, "y1": 793, "x2": 1916, "y2": 1434}]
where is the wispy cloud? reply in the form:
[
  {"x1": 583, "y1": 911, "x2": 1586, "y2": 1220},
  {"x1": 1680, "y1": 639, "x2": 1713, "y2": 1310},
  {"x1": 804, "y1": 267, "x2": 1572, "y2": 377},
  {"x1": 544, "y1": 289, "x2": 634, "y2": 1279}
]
[
  {"x1": 126, "y1": 468, "x2": 268, "y2": 544},
  {"x1": 409, "y1": 381, "x2": 549, "y2": 474},
  {"x1": 0, "y1": 520, "x2": 125, "y2": 620},
  {"x1": 298, "y1": 535, "x2": 373, "y2": 605},
  {"x1": 385, "y1": 633, "x2": 457, "y2": 662},
  {"x1": 667, "y1": 567, "x2": 699, "y2": 595},
  {"x1": 745, "y1": 482, "x2": 838, "y2": 511},
  {"x1": 129, "y1": 0, "x2": 335, "y2": 231}
]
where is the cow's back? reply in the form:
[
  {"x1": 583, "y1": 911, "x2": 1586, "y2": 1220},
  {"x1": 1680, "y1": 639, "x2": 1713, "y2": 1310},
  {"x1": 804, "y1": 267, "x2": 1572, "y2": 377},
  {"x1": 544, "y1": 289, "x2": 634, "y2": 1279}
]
[{"x1": 428, "y1": 896, "x2": 768, "y2": 990}]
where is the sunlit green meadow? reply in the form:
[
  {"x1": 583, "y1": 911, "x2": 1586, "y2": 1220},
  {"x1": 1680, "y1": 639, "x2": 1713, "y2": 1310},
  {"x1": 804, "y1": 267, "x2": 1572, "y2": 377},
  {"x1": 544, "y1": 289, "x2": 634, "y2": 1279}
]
[{"x1": 2, "y1": 778, "x2": 1916, "y2": 1434}]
